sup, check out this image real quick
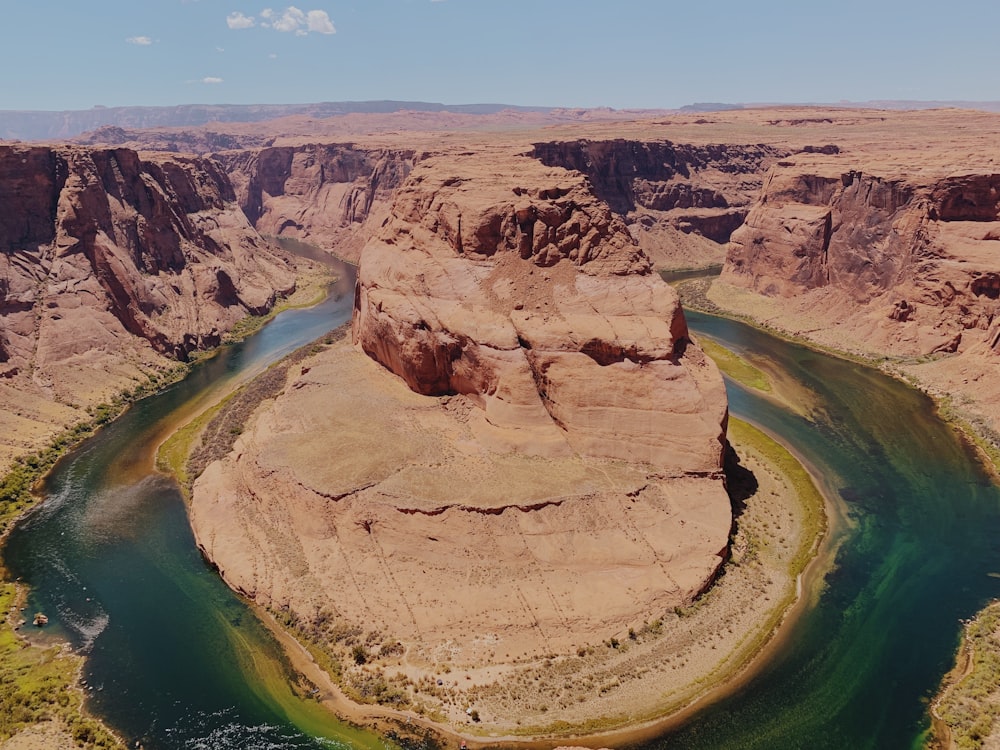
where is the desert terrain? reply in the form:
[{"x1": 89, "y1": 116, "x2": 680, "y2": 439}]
[{"x1": 4, "y1": 104, "x2": 1000, "y2": 745}]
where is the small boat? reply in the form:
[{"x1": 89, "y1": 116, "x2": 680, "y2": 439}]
[{"x1": 33, "y1": 612, "x2": 48, "y2": 627}]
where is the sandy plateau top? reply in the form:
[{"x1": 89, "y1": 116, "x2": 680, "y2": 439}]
[{"x1": 77, "y1": 105, "x2": 1000, "y2": 175}]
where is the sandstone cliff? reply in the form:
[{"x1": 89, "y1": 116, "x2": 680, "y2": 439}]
[
  {"x1": 722, "y1": 158, "x2": 1000, "y2": 357},
  {"x1": 531, "y1": 139, "x2": 785, "y2": 269},
  {"x1": 216, "y1": 144, "x2": 415, "y2": 262},
  {"x1": 213, "y1": 138, "x2": 780, "y2": 272},
  {"x1": 80, "y1": 125, "x2": 784, "y2": 272},
  {"x1": 0, "y1": 144, "x2": 295, "y2": 472},
  {"x1": 353, "y1": 148, "x2": 729, "y2": 468}
]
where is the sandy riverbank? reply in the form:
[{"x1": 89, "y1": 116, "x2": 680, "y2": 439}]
[{"x1": 929, "y1": 601, "x2": 1000, "y2": 749}]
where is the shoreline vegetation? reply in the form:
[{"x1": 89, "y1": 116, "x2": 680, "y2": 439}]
[
  {"x1": 674, "y1": 273, "x2": 1000, "y2": 749},
  {"x1": 928, "y1": 602, "x2": 1000, "y2": 750},
  {"x1": 160, "y1": 300, "x2": 831, "y2": 745}
]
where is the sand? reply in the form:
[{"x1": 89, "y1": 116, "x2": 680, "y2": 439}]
[{"x1": 0, "y1": 721, "x2": 77, "y2": 750}]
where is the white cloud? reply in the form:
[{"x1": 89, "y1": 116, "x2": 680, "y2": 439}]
[
  {"x1": 306, "y1": 10, "x2": 335, "y2": 33},
  {"x1": 202, "y1": 77, "x2": 224, "y2": 84},
  {"x1": 268, "y1": 53, "x2": 278, "y2": 59},
  {"x1": 127, "y1": 36, "x2": 153, "y2": 46},
  {"x1": 240, "y1": 7, "x2": 334, "y2": 35},
  {"x1": 226, "y1": 11, "x2": 256, "y2": 29},
  {"x1": 271, "y1": 7, "x2": 306, "y2": 32}
]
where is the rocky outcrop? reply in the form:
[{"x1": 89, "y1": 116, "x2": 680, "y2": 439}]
[
  {"x1": 216, "y1": 144, "x2": 415, "y2": 261},
  {"x1": 0, "y1": 143, "x2": 295, "y2": 471},
  {"x1": 353, "y1": 149, "x2": 729, "y2": 469},
  {"x1": 722, "y1": 158, "x2": 1000, "y2": 357},
  {"x1": 189, "y1": 147, "x2": 732, "y2": 708}
]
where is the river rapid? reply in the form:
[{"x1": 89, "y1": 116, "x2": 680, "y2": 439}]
[{"x1": 4, "y1": 255, "x2": 1000, "y2": 749}]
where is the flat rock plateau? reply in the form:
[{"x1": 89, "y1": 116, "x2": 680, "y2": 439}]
[{"x1": 5, "y1": 104, "x2": 1000, "y2": 739}]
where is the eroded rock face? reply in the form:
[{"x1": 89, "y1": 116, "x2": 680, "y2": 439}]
[
  {"x1": 209, "y1": 138, "x2": 782, "y2": 272},
  {"x1": 723, "y1": 159, "x2": 1000, "y2": 357},
  {"x1": 0, "y1": 144, "x2": 295, "y2": 470},
  {"x1": 353, "y1": 149, "x2": 729, "y2": 470},
  {"x1": 217, "y1": 144, "x2": 415, "y2": 262}
]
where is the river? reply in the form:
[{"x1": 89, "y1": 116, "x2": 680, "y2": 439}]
[{"x1": 4, "y1": 258, "x2": 1000, "y2": 749}]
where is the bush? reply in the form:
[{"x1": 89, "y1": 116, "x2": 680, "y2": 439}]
[{"x1": 352, "y1": 644, "x2": 368, "y2": 665}]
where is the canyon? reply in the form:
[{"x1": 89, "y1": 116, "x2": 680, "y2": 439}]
[
  {"x1": 4, "y1": 105, "x2": 1000, "y2": 742},
  {"x1": 187, "y1": 141, "x2": 746, "y2": 730}
]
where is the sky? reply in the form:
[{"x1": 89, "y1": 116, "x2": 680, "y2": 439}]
[{"x1": 2, "y1": 0, "x2": 1000, "y2": 112}]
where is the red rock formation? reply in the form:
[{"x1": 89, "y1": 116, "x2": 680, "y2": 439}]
[
  {"x1": 190, "y1": 148, "x2": 734, "y2": 695},
  {"x1": 723, "y1": 157, "x2": 1000, "y2": 356},
  {"x1": 531, "y1": 139, "x2": 786, "y2": 266},
  {"x1": 215, "y1": 144, "x2": 415, "y2": 261},
  {"x1": 353, "y1": 148, "x2": 728, "y2": 471},
  {"x1": 0, "y1": 145, "x2": 295, "y2": 372}
]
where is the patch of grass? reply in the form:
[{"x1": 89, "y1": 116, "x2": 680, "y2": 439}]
[
  {"x1": 0, "y1": 584, "x2": 123, "y2": 748},
  {"x1": 700, "y1": 338, "x2": 772, "y2": 392},
  {"x1": 155, "y1": 397, "x2": 229, "y2": 491}
]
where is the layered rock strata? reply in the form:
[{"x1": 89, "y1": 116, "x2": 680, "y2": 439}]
[
  {"x1": 723, "y1": 159, "x2": 1000, "y2": 356},
  {"x1": 190, "y1": 149, "x2": 732, "y2": 697},
  {"x1": 719, "y1": 154, "x2": 1000, "y2": 443},
  {"x1": 213, "y1": 145, "x2": 415, "y2": 262},
  {"x1": 353, "y1": 149, "x2": 729, "y2": 469},
  {"x1": 531, "y1": 139, "x2": 785, "y2": 268},
  {"x1": 0, "y1": 144, "x2": 295, "y2": 471}
]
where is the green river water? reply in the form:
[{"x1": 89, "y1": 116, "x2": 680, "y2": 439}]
[{"x1": 4, "y1": 259, "x2": 1000, "y2": 749}]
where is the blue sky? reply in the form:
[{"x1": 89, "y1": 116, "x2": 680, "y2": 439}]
[{"x1": 3, "y1": 0, "x2": 1000, "y2": 111}]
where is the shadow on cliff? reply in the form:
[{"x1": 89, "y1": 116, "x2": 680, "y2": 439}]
[{"x1": 723, "y1": 443, "x2": 758, "y2": 521}]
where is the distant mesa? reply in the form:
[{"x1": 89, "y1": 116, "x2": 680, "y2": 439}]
[
  {"x1": 0, "y1": 100, "x2": 559, "y2": 141},
  {"x1": 679, "y1": 102, "x2": 745, "y2": 112}
]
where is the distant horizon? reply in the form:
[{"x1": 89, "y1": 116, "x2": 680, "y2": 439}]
[
  {"x1": 8, "y1": 97, "x2": 1000, "y2": 116},
  {"x1": 3, "y1": 1, "x2": 998, "y2": 112}
]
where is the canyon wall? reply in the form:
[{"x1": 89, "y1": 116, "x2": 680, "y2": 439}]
[
  {"x1": 213, "y1": 137, "x2": 782, "y2": 270},
  {"x1": 353, "y1": 147, "x2": 729, "y2": 469},
  {"x1": 722, "y1": 158, "x2": 1000, "y2": 357},
  {"x1": 532, "y1": 139, "x2": 786, "y2": 268},
  {"x1": 0, "y1": 144, "x2": 295, "y2": 471},
  {"x1": 215, "y1": 144, "x2": 415, "y2": 262},
  {"x1": 717, "y1": 154, "x2": 1000, "y2": 444},
  {"x1": 74, "y1": 127, "x2": 787, "y2": 272}
]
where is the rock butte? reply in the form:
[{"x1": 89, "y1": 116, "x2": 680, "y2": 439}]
[{"x1": 189, "y1": 146, "x2": 733, "y2": 689}]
